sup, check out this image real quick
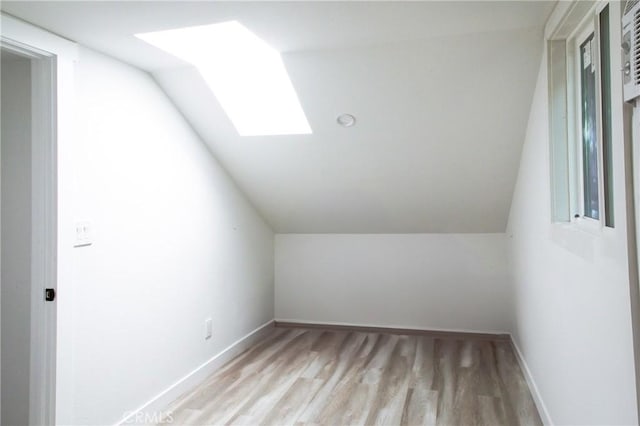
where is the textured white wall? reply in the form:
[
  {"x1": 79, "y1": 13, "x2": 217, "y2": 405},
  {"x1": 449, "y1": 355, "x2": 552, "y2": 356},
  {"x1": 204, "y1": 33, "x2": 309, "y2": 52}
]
[
  {"x1": 275, "y1": 233, "x2": 510, "y2": 333},
  {"x1": 67, "y1": 47, "x2": 274, "y2": 425},
  {"x1": 1, "y1": 52, "x2": 32, "y2": 426},
  {"x1": 506, "y1": 5, "x2": 638, "y2": 422}
]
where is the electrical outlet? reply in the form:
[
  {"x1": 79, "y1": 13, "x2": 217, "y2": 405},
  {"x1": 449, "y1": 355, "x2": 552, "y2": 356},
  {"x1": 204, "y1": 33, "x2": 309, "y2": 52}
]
[{"x1": 204, "y1": 318, "x2": 213, "y2": 340}]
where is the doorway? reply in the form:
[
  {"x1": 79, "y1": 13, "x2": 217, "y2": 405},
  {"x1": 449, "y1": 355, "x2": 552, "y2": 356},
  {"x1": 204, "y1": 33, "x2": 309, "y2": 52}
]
[
  {"x1": 2, "y1": 47, "x2": 34, "y2": 426},
  {"x1": 1, "y1": 42, "x2": 57, "y2": 426}
]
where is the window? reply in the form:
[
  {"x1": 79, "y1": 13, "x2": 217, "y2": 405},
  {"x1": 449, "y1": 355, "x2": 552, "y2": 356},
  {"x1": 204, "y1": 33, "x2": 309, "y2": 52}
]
[
  {"x1": 136, "y1": 22, "x2": 312, "y2": 137},
  {"x1": 548, "y1": 2, "x2": 614, "y2": 228},
  {"x1": 577, "y1": 29, "x2": 599, "y2": 220}
]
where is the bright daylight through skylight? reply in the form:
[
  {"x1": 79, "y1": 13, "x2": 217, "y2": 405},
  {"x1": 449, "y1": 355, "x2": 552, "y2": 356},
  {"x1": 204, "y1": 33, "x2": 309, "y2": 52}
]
[{"x1": 136, "y1": 21, "x2": 312, "y2": 136}]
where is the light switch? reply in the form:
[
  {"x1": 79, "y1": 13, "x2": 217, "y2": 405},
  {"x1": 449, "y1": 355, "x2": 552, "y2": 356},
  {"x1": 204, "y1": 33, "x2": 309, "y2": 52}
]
[{"x1": 74, "y1": 221, "x2": 93, "y2": 247}]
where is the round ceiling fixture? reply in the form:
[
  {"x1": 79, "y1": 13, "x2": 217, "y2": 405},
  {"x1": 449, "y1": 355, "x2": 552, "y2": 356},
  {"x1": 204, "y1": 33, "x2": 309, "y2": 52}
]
[{"x1": 336, "y1": 113, "x2": 356, "y2": 127}]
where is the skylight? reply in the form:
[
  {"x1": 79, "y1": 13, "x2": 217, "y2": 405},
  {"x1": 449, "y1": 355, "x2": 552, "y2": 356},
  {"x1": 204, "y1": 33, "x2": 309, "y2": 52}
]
[{"x1": 136, "y1": 21, "x2": 312, "y2": 136}]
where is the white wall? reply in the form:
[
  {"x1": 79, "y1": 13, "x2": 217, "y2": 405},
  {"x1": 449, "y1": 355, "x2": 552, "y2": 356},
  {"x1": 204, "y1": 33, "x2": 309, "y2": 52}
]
[
  {"x1": 276, "y1": 233, "x2": 510, "y2": 333},
  {"x1": 506, "y1": 3, "x2": 638, "y2": 423},
  {"x1": 1, "y1": 51, "x2": 32, "y2": 426},
  {"x1": 64, "y1": 47, "x2": 274, "y2": 425}
]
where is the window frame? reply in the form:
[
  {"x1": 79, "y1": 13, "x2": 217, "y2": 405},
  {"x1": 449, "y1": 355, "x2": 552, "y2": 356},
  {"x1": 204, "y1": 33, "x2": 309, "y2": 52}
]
[
  {"x1": 548, "y1": 0, "x2": 614, "y2": 232},
  {"x1": 572, "y1": 18, "x2": 604, "y2": 228}
]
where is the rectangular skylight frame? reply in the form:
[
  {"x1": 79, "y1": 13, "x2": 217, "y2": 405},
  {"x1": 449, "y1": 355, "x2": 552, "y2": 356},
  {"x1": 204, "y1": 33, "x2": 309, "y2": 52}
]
[{"x1": 136, "y1": 21, "x2": 312, "y2": 136}]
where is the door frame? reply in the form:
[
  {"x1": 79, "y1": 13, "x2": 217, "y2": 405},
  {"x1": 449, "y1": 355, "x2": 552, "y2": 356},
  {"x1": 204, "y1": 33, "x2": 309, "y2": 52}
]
[
  {"x1": 1, "y1": 13, "x2": 78, "y2": 425},
  {"x1": 2, "y1": 34, "x2": 57, "y2": 426}
]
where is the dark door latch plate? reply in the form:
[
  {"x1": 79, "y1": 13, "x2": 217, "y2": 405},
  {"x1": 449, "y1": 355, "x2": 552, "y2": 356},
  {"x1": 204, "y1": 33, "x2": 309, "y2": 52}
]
[{"x1": 45, "y1": 288, "x2": 55, "y2": 302}]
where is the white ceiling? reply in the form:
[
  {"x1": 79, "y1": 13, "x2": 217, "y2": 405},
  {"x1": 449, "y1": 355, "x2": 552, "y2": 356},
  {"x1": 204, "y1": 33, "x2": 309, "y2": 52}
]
[{"x1": 2, "y1": 1, "x2": 555, "y2": 233}]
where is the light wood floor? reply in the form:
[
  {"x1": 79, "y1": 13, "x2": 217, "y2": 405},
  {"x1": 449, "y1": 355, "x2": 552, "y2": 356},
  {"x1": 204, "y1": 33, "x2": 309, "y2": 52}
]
[{"x1": 161, "y1": 326, "x2": 542, "y2": 426}]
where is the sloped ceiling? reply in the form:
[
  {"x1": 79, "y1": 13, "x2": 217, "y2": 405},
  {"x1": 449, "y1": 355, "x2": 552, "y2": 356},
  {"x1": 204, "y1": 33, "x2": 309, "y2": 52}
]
[{"x1": 2, "y1": 1, "x2": 556, "y2": 233}]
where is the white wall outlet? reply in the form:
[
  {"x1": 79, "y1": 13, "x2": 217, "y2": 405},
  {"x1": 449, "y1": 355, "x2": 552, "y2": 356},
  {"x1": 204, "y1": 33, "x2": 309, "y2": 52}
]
[
  {"x1": 74, "y1": 221, "x2": 93, "y2": 247},
  {"x1": 204, "y1": 318, "x2": 213, "y2": 340}
]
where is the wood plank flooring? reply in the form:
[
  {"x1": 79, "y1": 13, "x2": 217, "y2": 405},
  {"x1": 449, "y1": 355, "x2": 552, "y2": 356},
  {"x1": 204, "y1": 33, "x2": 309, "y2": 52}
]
[{"x1": 161, "y1": 326, "x2": 542, "y2": 426}]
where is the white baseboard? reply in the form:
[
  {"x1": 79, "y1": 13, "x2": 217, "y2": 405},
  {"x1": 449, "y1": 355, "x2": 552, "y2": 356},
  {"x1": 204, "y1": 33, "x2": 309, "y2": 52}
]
[
  {"x1": 116, "y1": 320, "x2": 275, "y2": 426},
  {"x1": 274, "y1": 318, "x2": 510, "y2": 337},
  {"x1": 509, "y1": 336, "x2": 553, "y2": 425}
]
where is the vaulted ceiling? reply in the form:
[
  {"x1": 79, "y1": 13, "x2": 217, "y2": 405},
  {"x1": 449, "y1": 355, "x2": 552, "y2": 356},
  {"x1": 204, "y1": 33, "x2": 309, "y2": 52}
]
[{"x1": 2, "y1": 1, "x2": 556, "y2": 233}]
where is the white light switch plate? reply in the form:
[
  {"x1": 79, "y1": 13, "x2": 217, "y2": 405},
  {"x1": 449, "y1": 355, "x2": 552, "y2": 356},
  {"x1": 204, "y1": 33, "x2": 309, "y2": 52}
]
[{"x1": 74, "y1": 221, "x2": 93, "y2": 247}]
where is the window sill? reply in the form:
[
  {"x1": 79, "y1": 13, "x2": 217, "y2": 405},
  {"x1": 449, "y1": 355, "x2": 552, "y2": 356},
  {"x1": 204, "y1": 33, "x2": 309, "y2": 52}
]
[
  {"x1": 550, "y1": 220, "x2": 598, "y2": 261},
  {"x1": 570, "y1": 215, "x2": 604, "y2": 235}
]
